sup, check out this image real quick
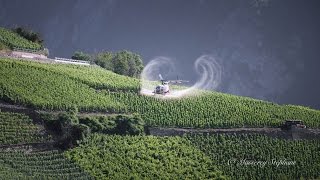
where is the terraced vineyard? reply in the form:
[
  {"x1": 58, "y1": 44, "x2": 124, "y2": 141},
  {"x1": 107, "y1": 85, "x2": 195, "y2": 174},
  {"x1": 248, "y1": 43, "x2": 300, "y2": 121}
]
[
  {"x1": 187, "y1": 134, "x2": 320, "y2": 180},
  {"x1": 0, "y1": 108, "x2": 92, "y2": 179},
  {"x1": 66, "y1": 134, "x2": 225, "y2": 179},
  {"x1": 109, "y1": 92, "x2": 320, "y2": 128},
  {"x1": 1, "y1": 57, "x2": 320, "y2": 128},
  {"x1": 0, "y1": 110, "x2": 51, "y2": 144},
  {"x1": 41, "y1": 63, "x2": 140, "y2": 92},
  {"x1": 5, "y1": 59, "x2": 140, "y2": 92},
  {"x1": 0, "y1": 59, "x2": 124, "y2": 112},
  {"x1": 1, "y1": 23, "x2": 319, "y2": 180},
  {"x1": 0, "y1": 149, "x2": 93, "y2": 179},
  {"x1": 0, "y1": 28, "x2": 42, "y2": 50}
]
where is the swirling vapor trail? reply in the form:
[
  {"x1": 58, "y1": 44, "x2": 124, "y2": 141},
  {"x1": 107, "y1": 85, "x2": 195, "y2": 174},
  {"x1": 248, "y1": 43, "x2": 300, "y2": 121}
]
[{"x1": 140, "y1": 55, "x2": 222, "y2": 98}]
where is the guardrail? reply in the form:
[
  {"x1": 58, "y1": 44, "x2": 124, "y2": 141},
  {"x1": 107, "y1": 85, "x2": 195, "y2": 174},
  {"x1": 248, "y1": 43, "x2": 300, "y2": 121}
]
[{"x1": 54, "y1": 57, "x2": 90, "y2": 65}]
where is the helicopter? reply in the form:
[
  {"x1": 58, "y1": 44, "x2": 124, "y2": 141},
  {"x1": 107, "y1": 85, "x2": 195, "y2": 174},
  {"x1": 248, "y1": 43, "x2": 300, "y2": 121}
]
[{"x1": 153, "y1": 74, "x2": 189, "y2": 95}]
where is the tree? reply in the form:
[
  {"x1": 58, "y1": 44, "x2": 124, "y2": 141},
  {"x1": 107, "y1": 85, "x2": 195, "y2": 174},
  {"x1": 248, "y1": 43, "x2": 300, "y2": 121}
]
[
  {"x1": 12, "y1": 26, "x2": 44, "y2": 46},
  {"x1": 55, "y1": 106, "x2": 92, "y2": 149},
  {"x1": 112, "y1": 50, "x2": 144, "y2": 77},
  {"x1": 112, "y1": 51, "x2": 130, "y2": 75},
  {"x1": 133, "y1": 53, "x2": 144, "y2": 77},
  {"x1": 94, "y1": 51, "x2": 113, "y2": 70},
  {"x1": 128, "y1": 58, "x2": 136, "y2": 77},
  {"x1": 71, "y1": 51, "x2": 91, "y2": 61},
  {"x1": 114, "y1": 114, "x2": 145, "y2": 135},
  {"x1": 78, "y1": 114, "x2": 144, "y2": 135},
  {"x1": 73, "y1": 49, "x2": 144, "y2": 77},
  {"x1": 127, "y1": 54, "x2": 144, "y2": 77}
]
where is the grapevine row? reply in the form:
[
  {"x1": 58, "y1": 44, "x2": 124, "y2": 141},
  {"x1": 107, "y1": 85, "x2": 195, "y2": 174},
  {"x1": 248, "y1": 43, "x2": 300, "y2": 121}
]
[
  {"x1": 1, "y1": 58, "x2": 320, "y2": 128},
  {"x1": 0, "y1": 111, "x2": 51, "y2": 144},
  {"x1": 7, "y1": 58, "x2": 140, "y2": 92},
  {"x1": 187, "y1": 134, "x2": 320, "y2": 180},
  {"x1": 0, "y1": 58, "x2": 125, "y2": 112},
  {"x1": 66, "y1": 134, "x2": 224, "y2": 179},
  {"x1": 109, "y1": 92, "x2": 320, "y2": 128},
  {"x1": 0, "y1": 149, "x2": 93, "y2": 179}
]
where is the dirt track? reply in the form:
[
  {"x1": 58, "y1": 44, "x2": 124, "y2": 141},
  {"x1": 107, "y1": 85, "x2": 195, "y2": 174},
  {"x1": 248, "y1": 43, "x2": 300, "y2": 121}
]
[
  {"x1": 148, "y1": 127, "x2": 320, "y2": 140},
  {"x1": 0, "y1": 142, "x2": 57, "y2": 152}
]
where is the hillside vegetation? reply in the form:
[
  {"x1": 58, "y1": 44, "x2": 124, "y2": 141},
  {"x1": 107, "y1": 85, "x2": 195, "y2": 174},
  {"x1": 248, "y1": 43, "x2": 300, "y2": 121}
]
[
  {"x1": 1, "y1": 26, "x2": 319, "y2": 180},
  {"x1": 0, "y1": 111, "x2": 51, "y2": 144},
  {"x1": 0, "y1": 149, "x2": 93, "y2": 179},
  {"x1": 0, "y1": 59, "x2": 124, "y2": 112},
  {"x1": 0, "y1": 58, "x2": 319, "y2": 128},
  {"x1": 66, "y1": 134, "x2": 224, "y2": 179},
  {"x1": 72, "y1": 50, "x2": 144, "y2": 78},
  {"x1": 0, "y1": 28, "x2": 42, "y2": 50},
  {"x1": 35, "y1": 62, "x2": 140, "y2": 92},
  {"x1": 187, "y1": 134, "x2": 320, "y2": 180},
  {"x1": 110, "y1": 91, "x2": 320, "y2": 128}
]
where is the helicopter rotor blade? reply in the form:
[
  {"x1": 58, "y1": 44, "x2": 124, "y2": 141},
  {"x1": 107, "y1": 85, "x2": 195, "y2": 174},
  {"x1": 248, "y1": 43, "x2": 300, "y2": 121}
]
[
  {"x1": 166, "y1": 80, "x2": 189, "y2": 84},
  {"x1": 159, "y1": 74, "x2": 164, "y2": 80}
]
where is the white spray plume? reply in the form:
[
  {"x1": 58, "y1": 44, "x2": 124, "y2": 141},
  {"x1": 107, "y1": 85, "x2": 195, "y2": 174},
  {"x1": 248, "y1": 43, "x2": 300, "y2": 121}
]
[{"x1": 140, "y1": 55, "x2": 222, "y2": 98}]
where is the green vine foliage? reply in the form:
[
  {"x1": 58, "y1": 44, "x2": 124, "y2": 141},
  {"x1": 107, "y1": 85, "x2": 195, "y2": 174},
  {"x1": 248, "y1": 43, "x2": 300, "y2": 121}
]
[
  {"x1": 0, "y1": 59, "x2": 124, "y2": 112},
  {"x1": 66, "y1": 134, "x2": 225, "y2": 179},
  {"x1": 0, "y1": 149, "x2": 93, "y2": 179},
  {"x1": 1, "y1": 58, "x2": 320, "y2": 128},
  {"x1": 109, "y1": 91, "x2": 320, "y2": 128},
  {"x1": 0, "y1": 28, "x2": 42, "y2": 50},
  {"x1": 0, "y1": 111, "x2": 51, "y2": 144},
  {"x1": 187, "y1": 134, "x2": 320, "y2": 180}
]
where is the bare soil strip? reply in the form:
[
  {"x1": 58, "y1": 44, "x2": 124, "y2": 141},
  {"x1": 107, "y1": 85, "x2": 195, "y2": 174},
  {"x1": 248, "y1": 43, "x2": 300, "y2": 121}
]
[
  {"x1": 148, "y1": 127, "x2": 320, "y2": 140},
  {"x1": 0, "y1": 142, "x2": 57, "y2": 152}
]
